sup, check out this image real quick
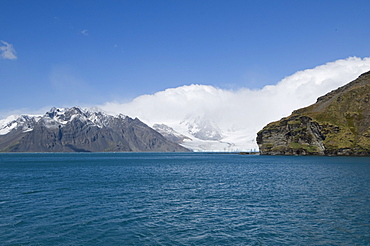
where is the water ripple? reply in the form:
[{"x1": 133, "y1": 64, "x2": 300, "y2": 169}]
[{"x1": 1, "y1": 153, "x2": 370, "y2": 245}]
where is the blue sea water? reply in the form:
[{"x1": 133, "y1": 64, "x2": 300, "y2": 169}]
[{"x1": 0, "y1": 153, "x2": 370, "y2": 245}]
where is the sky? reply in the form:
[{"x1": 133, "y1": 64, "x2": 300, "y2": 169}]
[{"x1": 1, "y1": 0, "x2": 370, "y2": 120}]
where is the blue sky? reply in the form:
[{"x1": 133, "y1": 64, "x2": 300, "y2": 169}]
[{"x1": 1, "y1": 0, "x2": 370, "y2": 117}]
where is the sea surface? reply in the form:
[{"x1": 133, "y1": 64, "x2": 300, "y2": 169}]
[{"x1": 1, "y1": 153, "x2": 370, "y2": 245}]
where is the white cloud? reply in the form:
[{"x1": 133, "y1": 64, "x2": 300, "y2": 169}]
[
  {"x1": 81, "y1": 30, "x2": 89, "y2": 36},
  {"x1": 0, "y1": 40, "x2": 17, "y2": 60},
  {"x1": 98, "y1": 57, "x2": 370, "y2": 151}
]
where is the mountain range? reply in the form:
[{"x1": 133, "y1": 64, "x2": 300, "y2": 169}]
[
  {"x1": 2, "y1": 69, "x2": 369, "y2": 154},
  {"x1": 0, "y1": 107, "x2": 189, "y2": 152},
  {"x1": 257, "y1": 70, "x2": 370, "y2": 156}
]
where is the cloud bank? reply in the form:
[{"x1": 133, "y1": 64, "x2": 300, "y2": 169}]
[
  {"x1": 0, "y1": 41, "x2": 17, "y2": 60},
  {"x1": 98, "y1": 57, "x2": 370, "y2": 151}
]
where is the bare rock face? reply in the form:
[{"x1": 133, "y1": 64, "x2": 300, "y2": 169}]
[
  {"x1": 257, "y1": 115, "x2": 326, "y2": 155},
  {"x1": 257, "y1": 71, "x2": 370, "y2": 156},
  {"x1": 0, "y1": 107, "x2": 190, "y2": 152}
]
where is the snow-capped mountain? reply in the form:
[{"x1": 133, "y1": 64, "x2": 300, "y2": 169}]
[
  {"x1": 152, "y1": 124, "x2": 191, "y2": 144},
  {"x1": 151, "y1": 115, "x2": 255, "y2": 152},
  {"x1": 0, "y1": 106, "x2": 255, "y2": 152},
  {"x1": 0, "y1": 107, "x2": 189, "y2": 152},
  {"x1": 0, "y1": 114, "x2": 41, "y2": 135},
  {"x1": 181, "y1": 115, "x2": 223, "y2": 141}
]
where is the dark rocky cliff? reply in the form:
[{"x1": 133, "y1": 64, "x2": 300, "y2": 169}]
[
  {"x1": 257, "y1": 71, "x2": 370, "y2": 156},
  {"x1": 0, "y1": 107, "x2": 190, "y2": 152}
]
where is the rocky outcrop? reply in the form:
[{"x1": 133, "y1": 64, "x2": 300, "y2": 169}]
[
  {"x1": 0, "y1": 107, "x2": 190, "y2": 152},
  {"x1": 257, "y1": 71, "x2": 370, "y2": 156},
  {"x1": 257, "y1": 115, "x2": 326, "y2": 155}
]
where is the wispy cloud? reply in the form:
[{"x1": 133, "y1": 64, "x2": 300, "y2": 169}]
[
  {"x1": 98, "y1": 57, "x2": 370, "y2": 150},
  {"x1": 81, "y1": 29, "x2": 89, "y2": 36},
  {"x1": 0, "y1": 40, "x2": 17, "y2": 60}
]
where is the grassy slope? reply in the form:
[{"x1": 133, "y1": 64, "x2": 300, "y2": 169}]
[{"x1": 291, "y1": 71, "x2": 370, "y2": 153}]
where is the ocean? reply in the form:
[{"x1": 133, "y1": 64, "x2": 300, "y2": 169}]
[{"x1": 1, "y1": 153, "x2": 370, "y2": 245}]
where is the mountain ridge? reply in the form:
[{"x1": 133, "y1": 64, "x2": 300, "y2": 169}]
[{"x1": 0, "y1": 107, "x2": 190, "y2": 152}]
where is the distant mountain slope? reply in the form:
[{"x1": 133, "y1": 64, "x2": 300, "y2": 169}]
[
  {"x1": 257, "y1": 71, "x2": 370, "y2": 156},
  {"x1": 152, "y1": 123, "x2": 191, "y2": 144},
  {"x1": 0, "y1": 107, "x2": 190, "y2": 152}
]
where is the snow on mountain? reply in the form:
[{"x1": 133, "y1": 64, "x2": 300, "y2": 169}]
[
  {"x1": 0, "y1": 115, "x2": 20, "y2": 135},
  {"x1": 181, "y1": 115, "x2": 223, "y2": 141},
  {"x1": 0, "y1": 114, "x2": 41, "y2": 135},
  {"x1": 42, "y1": 107, "x2": 131, "y2": 129},
  {"x1": 152, "y1": 123, "x2": 191, "y2": 144},
  {"x1": 0, "y1": 104, "x2": 250, "y2": 152},
  {"x1": 0, "y1": 107, "x2": 190, "y2": 153},
  {"x1": 178, "y1": 125, "x2": 256, "y2": 152},
  {"x1": 0, "y1": 107, "x2": 128, "y2": 135},
  {"x1": 151, "y1": 114, "x2": 254, "y2": 152}
]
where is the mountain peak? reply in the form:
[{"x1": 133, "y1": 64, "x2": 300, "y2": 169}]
[{"x1": 0, "y1": 107, "x2": 190, "y2": 152}]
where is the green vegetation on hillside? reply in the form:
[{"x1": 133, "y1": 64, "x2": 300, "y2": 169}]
[{"x1": 257, "y1": 71, "x2": 370, "y2": 156}]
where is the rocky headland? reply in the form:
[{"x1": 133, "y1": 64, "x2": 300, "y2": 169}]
[{"x1": 257, "y1": 71, "x2": 370, "y2": 156}]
